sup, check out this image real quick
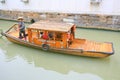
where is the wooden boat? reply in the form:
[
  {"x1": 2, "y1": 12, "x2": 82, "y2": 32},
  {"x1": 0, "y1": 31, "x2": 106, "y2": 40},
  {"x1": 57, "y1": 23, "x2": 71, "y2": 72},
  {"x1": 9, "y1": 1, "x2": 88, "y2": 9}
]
[{"x1": 1, "y1": 20, "x2": 114, "y2": 58}]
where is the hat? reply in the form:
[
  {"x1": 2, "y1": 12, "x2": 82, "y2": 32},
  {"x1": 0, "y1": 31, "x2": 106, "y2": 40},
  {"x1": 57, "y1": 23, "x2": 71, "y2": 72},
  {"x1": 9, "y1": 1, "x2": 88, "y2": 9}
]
[{"x1": 17, "y1": 17, "x2": 24, "y2": 20}]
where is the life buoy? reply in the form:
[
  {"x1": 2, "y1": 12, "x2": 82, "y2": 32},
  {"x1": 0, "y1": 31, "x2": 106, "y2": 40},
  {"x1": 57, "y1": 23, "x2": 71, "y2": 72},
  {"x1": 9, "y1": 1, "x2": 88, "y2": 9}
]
[{"x1": 42, "y1": 44, "x2": 49, "y2": 51}]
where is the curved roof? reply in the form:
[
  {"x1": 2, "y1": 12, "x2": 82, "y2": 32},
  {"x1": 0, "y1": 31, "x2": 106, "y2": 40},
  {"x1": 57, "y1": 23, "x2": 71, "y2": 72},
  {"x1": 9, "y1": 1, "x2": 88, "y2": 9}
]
[{"x1": 28, "y1": 20, "x2": 74, "y2": 32}]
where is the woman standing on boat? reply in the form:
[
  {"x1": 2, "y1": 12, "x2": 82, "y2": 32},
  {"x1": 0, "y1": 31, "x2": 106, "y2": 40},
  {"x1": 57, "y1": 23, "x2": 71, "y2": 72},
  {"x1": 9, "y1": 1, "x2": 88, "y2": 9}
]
[{"x1": 18, "y1": 17, "x2": 26, "y2": 40}]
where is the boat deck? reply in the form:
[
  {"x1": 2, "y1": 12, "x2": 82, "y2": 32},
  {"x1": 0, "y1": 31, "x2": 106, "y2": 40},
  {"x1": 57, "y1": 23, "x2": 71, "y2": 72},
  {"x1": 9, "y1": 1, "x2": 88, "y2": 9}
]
[
  {"x1": 69, "y1": 39, "x2": 113, "y2": 53},
  {"x1": 7, "y1": 30, "x2": 28, "y2": 40},
  {"x1": 8, "y1": 30, "x2": 113, "y2": 54}
]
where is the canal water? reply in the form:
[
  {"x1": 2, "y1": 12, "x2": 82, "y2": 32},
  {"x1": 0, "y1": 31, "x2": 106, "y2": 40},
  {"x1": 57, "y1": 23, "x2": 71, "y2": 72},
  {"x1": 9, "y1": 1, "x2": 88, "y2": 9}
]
[{"x1": 0, "y1": 20, "x2": 120, "y2": 80}]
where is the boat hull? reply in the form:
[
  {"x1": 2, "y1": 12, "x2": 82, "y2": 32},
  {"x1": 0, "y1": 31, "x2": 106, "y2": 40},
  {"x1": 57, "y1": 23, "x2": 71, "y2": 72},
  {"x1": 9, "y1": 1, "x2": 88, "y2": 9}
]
[{"x1": 5, "y1": 33, "x2": 111, "y2": 58}]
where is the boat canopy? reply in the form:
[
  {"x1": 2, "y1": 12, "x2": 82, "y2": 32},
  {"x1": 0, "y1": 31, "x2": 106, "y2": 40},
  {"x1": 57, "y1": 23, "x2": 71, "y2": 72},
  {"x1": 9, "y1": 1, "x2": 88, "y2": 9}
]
[{"x1": 27, "y1": 20, "x2": 74, "y2": 32}]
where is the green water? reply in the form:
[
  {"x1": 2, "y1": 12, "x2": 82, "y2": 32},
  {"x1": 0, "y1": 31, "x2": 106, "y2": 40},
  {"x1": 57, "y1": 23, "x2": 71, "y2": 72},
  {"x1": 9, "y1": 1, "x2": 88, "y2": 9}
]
[{"x1": 0, "y1": 20, "x2": 120, "y2": 80}]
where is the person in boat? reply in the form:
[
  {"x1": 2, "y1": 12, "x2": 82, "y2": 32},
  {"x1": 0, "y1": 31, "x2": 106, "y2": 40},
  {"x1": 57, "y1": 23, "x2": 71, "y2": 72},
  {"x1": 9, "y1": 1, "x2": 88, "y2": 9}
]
[
  {"x1": 30, "y1": 18, "x2": 35, "y2": 24},
  {"x1": 40, "y1": 32, "x2": 43, "y2": 38},
  {"x1": 48, "y1": 32, "x2": 53, "y2": 40},
  {"x1": 42, "y1": 31, "x2": 48, "y2": 40},
  {"x1": 17, "y1": 17, "x2": 26, "y2": 40}
]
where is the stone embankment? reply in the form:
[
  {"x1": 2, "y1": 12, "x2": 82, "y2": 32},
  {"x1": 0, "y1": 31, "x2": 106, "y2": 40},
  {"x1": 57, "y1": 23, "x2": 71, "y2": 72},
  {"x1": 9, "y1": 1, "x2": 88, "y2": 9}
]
[{"x1": 0, "y1": 10, "x2": 120, "y2": 31}]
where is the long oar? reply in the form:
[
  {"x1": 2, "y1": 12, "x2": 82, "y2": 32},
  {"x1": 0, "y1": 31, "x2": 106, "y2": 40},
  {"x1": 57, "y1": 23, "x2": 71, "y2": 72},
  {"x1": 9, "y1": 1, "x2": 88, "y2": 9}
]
[
  {"x1": 0, "y1": 24, "x2": 18, "y2": 38},
  {"x1": 0, "y1": 29, "x2": 3, "y2": 38}
]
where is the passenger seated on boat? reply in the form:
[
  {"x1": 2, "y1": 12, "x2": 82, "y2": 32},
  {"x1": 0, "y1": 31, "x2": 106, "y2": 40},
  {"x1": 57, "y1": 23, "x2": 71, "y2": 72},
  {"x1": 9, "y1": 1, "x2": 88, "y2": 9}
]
[
  {"x1": 48, "y1": 32, "x2": 53, "y2": 40},
  {"x1": 30, "y1": 19, "x2": 35, "y2": 24},
  {"x1": 67, "y1": 31, "x2": 70, "y2": 41},
  {"x1": 67, "y1": 31, "x2": 72, "y2": 45},
  {"x1": 40, "y1": 32, "x2": 43, "y2": 38},
  {"x1": 42, "y1": 32, "x2": 48, "y2": 40},
  {"x1": 55, "y1": 33, "x2": 62, "y2": 41}
]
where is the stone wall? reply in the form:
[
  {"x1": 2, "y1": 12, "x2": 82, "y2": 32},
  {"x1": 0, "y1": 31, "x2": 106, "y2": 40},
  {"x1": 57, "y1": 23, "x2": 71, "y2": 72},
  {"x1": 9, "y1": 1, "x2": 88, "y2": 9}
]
[
  {"x1": 75, "y1": 14, "x2": 120, "y2": 29},
  {"x1": 0, "y1": 10, "x2": 120, "y2": 30}
]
